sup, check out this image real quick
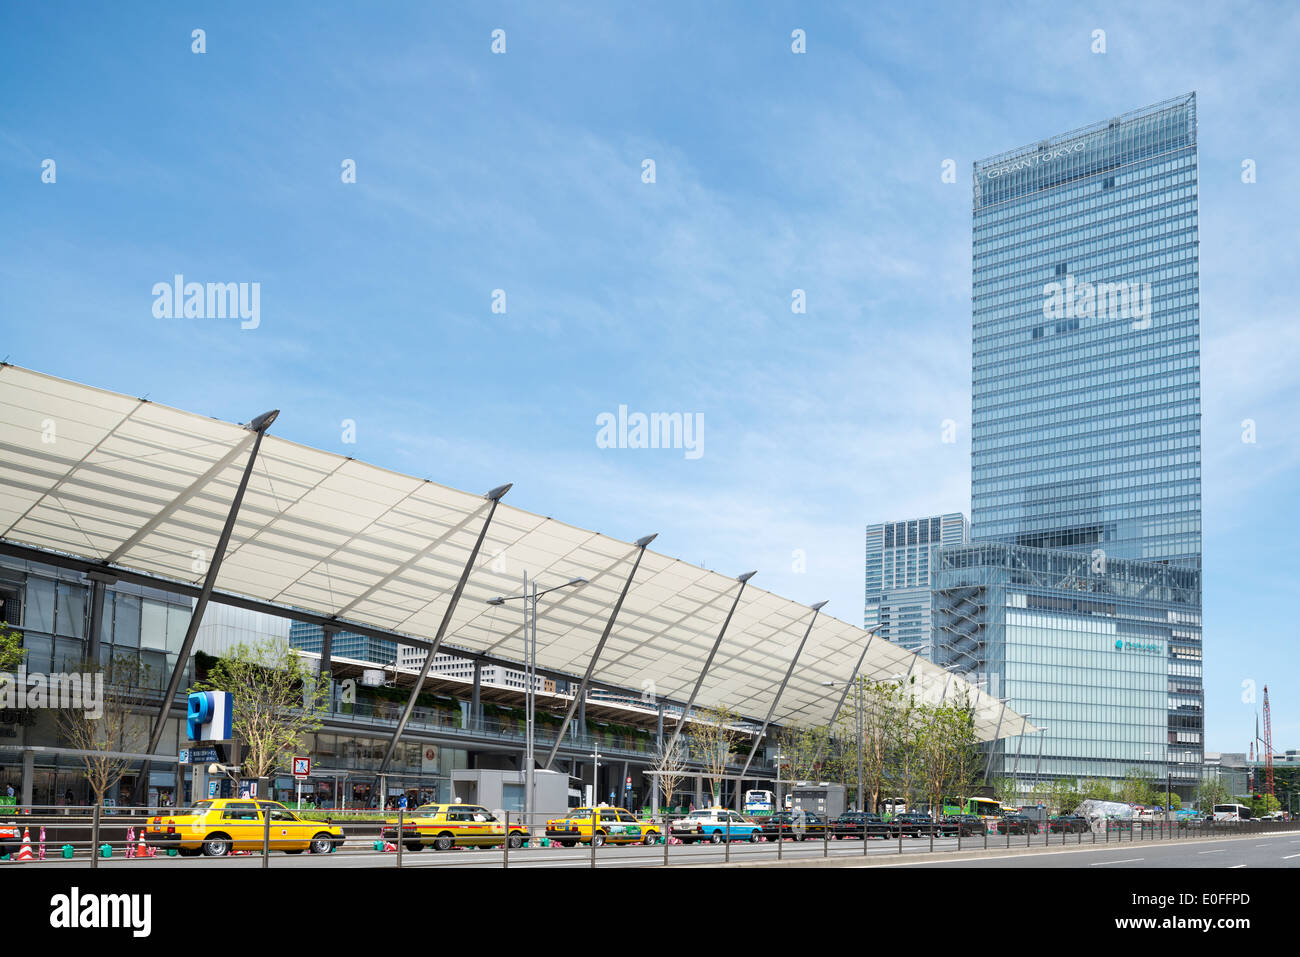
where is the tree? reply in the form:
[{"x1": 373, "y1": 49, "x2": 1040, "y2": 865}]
[
  {"x1": 883, "y1": 678, "x2": 924, "y2": 812},
  {"x1": 776, "y1": 723, "x2": 832, "y2": 786},
  {"x1": 836, "y1": 678, "x2": 904, "y2": 812},
  {"x1": 993, "y1": 777, "x2": 1019, "y2": 807},
  {"x1": 651, "y1": 735, "x2": 688, "y2": 813},
  {"x1": 0, "y1": 622, "x2": 24, "y2": 679},
  {"x1": 1118, "y1": 768, "x2": 1159, "y2": 806},
  {"x1": 58, "y1": 654, "x2": 152, "y2": 804},
  {"x1": 191, "y1": 638, "x2": 328, "y2": 782},
  {"x1": 685, "y1": 705, "x2": 742, "y2": 805},
  {"x1": 1193, "y1": 777, "x2": 1233, "y2": 812},
  {"x1": 1079, "y1": 778, "x2": 1117, "y2": 803}
]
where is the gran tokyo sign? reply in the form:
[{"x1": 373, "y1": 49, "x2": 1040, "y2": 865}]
[
  {"x1": 983, "y1": 139, "x2": 1089, "y2": 179},
  {"x1": 1114, "y1": 639, "x2": 1162, "y2": 654}
]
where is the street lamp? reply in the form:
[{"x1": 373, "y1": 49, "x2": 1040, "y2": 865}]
[
  {"x1": 1146, "y1": 747, "x2": 1172, "y2": 827},
  {"x1": 486, "y1": 574, "x2": 588, "y2": 834},
  {"x1": 823, "y1": 673, "x2": 903, "y2": 812}
]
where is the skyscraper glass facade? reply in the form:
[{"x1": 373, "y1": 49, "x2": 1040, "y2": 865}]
[
  {"x1": 971, "y1": 94, "x2": 1201, "y2": 568},
  {"x1": 289, "y1": 620, "x2": 397, "y2": 666},
  {"x1": 865, "y1": 513, "x2": 967, "y2": 657},
  {"x1": 935, "y1": 94, "x2": 1204, "y2": 792}
]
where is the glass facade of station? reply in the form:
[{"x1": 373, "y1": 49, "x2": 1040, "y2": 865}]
[{"x1": 939, "y1": 94, "x2": 1204, "y2": 792}]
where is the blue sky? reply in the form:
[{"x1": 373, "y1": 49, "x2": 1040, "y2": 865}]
[{"x1": 2, "y1": 1, "x2": 1297, "y2": 754}]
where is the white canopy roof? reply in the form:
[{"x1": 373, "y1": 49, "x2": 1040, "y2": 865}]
[{"x1": 0, "y1": 365, "x2": 1031, "y2": 739}]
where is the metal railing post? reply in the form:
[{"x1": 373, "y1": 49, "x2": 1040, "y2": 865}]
[
  {"x1": 823, "y1": 819, "x2": 829, "y2": 858},
  {"x1": 726, "y1": 815, "x2": 732, "y2": 864},
  {"x1": 503, "y1": 811, "x2": 509, "y2": 869},
  {"x1": 663, "y1": 813, "x2": 670, "y2": 867},
  {"x1": 590, "y1": 822, "x2": 597, "y2": 869},
  {"x1": 91, "y1": 803, "x2": 101, "y2": 869},
  {"x1": 396, "y1": 808, "x2": 403, "y2": 868},
  {"x1": 262, "y1": 806, "x2": 271, "y2": 867}
]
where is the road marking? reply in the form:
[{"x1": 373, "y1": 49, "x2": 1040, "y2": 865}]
[
  {"x1": 1090, "y1": 858, "x2": 1143, "y2": 865},
  {"x1": 1229, "y1": 864, "x2": 1246, "y2": 869},
  {"x1": 1198, "y1": 850, "x2": 1225, "y2": 854},
  {"x1": 1282, "y1": 853, "x2": 1300, "y2": 860}
]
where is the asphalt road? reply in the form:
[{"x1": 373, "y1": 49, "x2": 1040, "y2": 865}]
[
  {"x1": 21, "y1": 827, "x2": 1300, "y2": 868},
  {"x1": 861, "y1": 834, "x2": 1300, "y2": 868}
]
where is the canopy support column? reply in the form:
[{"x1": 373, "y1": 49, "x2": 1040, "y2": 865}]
[
  {"x1": 135, "y1": 408, "x2": 279, "y2": 801},
  {"x1": 544, "y1": 534, "x2": 656, "y2": 769},
  {"x1": 377, "y1": 483, "x2": 512, "y2": 775},
  {"x1": 735, "y1": 601, "x2": 826, "y2": 804},
  {"x1": 984, "y1": 700, "x2": 1007, "y2": 784},
  {"x1": 661, "y1": 571, "x2": 756, "y2": 763},
  {"x1": 814, "y1": 624, "x2": 881, "y2": 766}
]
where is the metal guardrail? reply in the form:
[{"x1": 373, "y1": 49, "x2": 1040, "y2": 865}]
[{"x1": 3, "y1": 804, "x2": 1295, "y2": 867}]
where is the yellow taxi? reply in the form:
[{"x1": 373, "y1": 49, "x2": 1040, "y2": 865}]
[
  {"x1": 381, "y1": 803, "x2": 530, "y2": 852},
  {"x1": 545, "y1": 806, "x2": 661, "y2": 847},
  {"x1": 143, "y1": 799, "x2": 345, "y2": 857}
]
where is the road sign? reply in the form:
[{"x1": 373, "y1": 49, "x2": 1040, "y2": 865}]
[
  {"x1": 179, "y1": 747, "x2": 219, "y2": 764},
  {"x1": 292, "y1": 756, "x2": 311, "y2": 778}
]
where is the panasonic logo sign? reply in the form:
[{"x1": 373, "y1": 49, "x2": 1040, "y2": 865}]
[{"x1": 1114, "y1": 639, "x2": 1161, "y2": 654}]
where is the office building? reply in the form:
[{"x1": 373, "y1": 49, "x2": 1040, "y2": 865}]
[
  {"x1": 935, "y1": 94, "x2": 1203, "y2": 794},
  {"x1": 864, "y1": 513, "x2": 967, "y2": 657}
]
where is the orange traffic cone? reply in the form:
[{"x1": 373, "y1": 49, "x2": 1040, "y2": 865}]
[
  {"x1": 136, "y1": 833, "x2": 149, "y2": 858},
  {"x1": 15, "y1": 828, "x2": 34, "y2": 862}
]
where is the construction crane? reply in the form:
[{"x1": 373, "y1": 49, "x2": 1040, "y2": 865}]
[{"x1": 1263, "y1": 686, "x2": 1275, "y2": 800}]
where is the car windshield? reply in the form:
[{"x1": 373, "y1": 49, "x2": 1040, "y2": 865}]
[{"x1": 189, "y1": 801, "x2": 214, "y2": 811}]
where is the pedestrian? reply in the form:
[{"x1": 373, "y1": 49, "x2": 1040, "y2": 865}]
[
  {"x1": 398, "y1": 793, "x2": 408, "y2": 811},
  {"x1": 4, "y1": 784, "x2": 13, "y2": 798}
]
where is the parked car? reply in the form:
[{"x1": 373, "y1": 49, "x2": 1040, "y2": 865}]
[
  {"x1": 889, "y1": 813, "x2": 936, "y2": 838},
  {"x1": 937, "y1": 814, "x2": 985, "y2": 837},
  {"x1": 1048, "y1": 814, "x2": 1090, "y2": 834},
  {"x1": 144, "y1": 799, "x2": 345, "y2": 857},
  {"x1": 545, "y1": 806, "x2": 660, "y2": 847},
  {"x1": 383, "y1": 803, "x2": 533, "y2": 851},
  {"x1": 0, "y1": 820, "x2": 19, "y2": 857},
  {"x1": 758, "y1": 810, "x2": 830, "y2": 841},
  {"x1": 996, "y1": 813, "x2": 1040, "y2": 835},
  {"x1": 670, "y1": 807, "x2": 763, "y2": 843},
  {"x1": 832, "y1": 812, "x2": 889, "y2": 839}
]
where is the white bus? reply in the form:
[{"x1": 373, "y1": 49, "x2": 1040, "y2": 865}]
[
  {"x1": 1212, "y1": 803, "x2": 1252, "y2": 823},
  {"x1": 743, "y1": 790, "x2": 775, "y2": 814}
]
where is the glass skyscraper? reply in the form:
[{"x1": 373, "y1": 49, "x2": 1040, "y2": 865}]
[
  {"x1": 864, "y1": 513, "x2": 967, "y2": 657},
  {"x1": 935, "y1": 94, "x2": 1203, "y2": 794}
]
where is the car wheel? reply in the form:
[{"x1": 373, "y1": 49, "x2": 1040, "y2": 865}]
[
  {"x1": 592, "y1": 832, "x2": 606, "y2": 848},
  {"x1": 749, "y1": 830, "x2": 761, "y2": 843},
  {"x1": 642, "y1": 831, "x2": 658, "y2": 846},
  {"x1": 710, "y1": 832, "x2": 723, "y2": 844},
  {"x1": 507, "y1": 833, "x2": 524, "y2": 849},
  {"x1": 405, "y1": 841, "x2": 424, "y2": 852},
  {"x1": 434, "y1": 833, "x2": 454, "y2": 852},
  {"x1": 310, "y1": 834, "x2": 334, "y2": 854},
  {"x1": 202, "y1": 835, "x2": 231, "y2": 857},
  {"x1": 561, "y1": 839, "x2": 577, "y2": 848},
  {"x1": 177, "y1": 847, "x2": 200, "y2": 857}
]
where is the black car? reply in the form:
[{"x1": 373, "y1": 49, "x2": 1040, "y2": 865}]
[
  {"x1": 1048, "y1": 814, "x2": 1090, "y2": 834},
  {"x1": 889, "y1": 812, "x2": 936, "y2": 838},
  {"x1": 996, "y1": 813, "x2": 1040, "y2": 835},
  {"x1": 831, "y1": 812, "x2": 889, "y2": 839},
  {"x1": 758, "y1": 810, "x2": 830, "y2": 841},
  {"x1": 937, "y1": 814, "x2": 985, "y2": 837}
]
